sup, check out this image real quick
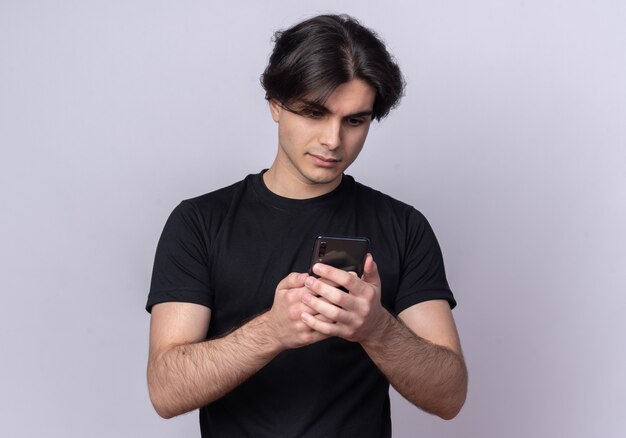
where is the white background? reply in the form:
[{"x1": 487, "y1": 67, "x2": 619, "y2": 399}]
[{"x1": 1, "y1": 1, "x2": 625, "y2": 437}]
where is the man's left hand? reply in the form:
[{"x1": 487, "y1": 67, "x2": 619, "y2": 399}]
[{"x1": 301, "y1": 253, "x2": 390, "y2": 343}]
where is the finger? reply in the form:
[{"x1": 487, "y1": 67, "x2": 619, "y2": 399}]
[
  {"x1": 310, "y1": 263, "x2": 360, "y2": 293},
  {"x1": 317, "y1": 277, "x2": 341, "y2": 289},
  {"x1": 300, "y1": 289, "x2": 332, "y2": 322},
  {"x1": 305, "y1": 275, "x2": 351, "y2": 308},
  {"x1": 277, "y1": 272, "x2": 307, "y2": 290},
  {"x1": 300, "y1": 312, "x2": 341, "y2": 337},
  {"x1": 302, "y1": 292, "x2": 346, "y2": 323},
  {"x1": 361, "y1": 254, "x2": 380, "y2": 286}
]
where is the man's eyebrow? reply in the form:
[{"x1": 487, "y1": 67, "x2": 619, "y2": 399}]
[
  {"x1": 299, "y1": 99, "x2": 373, "y2": 118},
  {"x1": 299, "y1": 100, "x2": 331, "y2": 114},
  {"x1": 346, "y1": 110, "x2": 374, "y2": 118}
]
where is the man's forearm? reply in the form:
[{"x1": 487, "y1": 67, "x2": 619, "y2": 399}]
[
  {"x1": 360, "y1": 311, "x2": 468, "y2": 420},
  {"x1": 148, "y1": 312, "x2": 282, "y2": 418}
]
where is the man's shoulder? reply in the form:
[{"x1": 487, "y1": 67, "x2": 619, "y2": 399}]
[
  {"x1": 180, "y1": 173, "x2": 257, "y2": 213},
  {"x1": 350, "y1": 176, "x2": 416, "y2": 213}
]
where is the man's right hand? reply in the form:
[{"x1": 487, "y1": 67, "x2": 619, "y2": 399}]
[{"x1": 264, "y1": 272, "x2": 330, "y2": 349}]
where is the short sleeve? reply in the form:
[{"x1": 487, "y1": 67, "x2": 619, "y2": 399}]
[
  {"x1": 394, "y1": 209, "x2": 456, "y2": 314},
  {"x1": 146, "y1": 201, "x2": 212, "y2": 312}
]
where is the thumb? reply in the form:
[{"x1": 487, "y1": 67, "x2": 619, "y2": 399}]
[
  {"x1": 277, "y1": 272, "x2": 307, "y2": 290},
  {"x1": 362, "y1": 253, "x2": 381, "y2": 288}
]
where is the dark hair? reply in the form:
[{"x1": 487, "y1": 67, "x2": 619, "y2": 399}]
[{"x1": 261, "y1": 14, "x2": 405, "y2": 121}]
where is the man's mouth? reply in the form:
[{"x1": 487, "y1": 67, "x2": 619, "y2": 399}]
[{"x1": 309, "y1": 153, "x2": 340, "y2": 163}]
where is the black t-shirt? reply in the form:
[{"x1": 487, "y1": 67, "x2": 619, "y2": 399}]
[{"x1": 147, "y1": 172, "x2": 455, "y2": 437}]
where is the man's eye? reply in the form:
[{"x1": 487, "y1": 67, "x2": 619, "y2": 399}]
[
  {"x1": 347, "y1": 118, "x2": 364, "y2": 126},
  {"x1": 304, "y1": 110, "x2": 324, "y2": 119}
]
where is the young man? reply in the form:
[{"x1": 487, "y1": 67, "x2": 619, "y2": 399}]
[{"x1": 146, "y1": 14, "x2": 467, "y2": 437}]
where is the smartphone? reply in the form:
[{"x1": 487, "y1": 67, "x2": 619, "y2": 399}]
[{"x1": 309, "y1": 236, "x2": 370, "y2": 278}]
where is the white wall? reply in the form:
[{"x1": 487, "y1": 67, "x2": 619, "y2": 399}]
[{"x1": 1, "y1": 1, "x2": 624, "y2": 437}]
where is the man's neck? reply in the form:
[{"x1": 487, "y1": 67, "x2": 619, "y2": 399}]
[{"x1": 262, "y1": 166, "x2": 342, "y2": 200}]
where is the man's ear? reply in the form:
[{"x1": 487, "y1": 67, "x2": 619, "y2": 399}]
[{"x1": 268, "y1": 99, "x2": 282, "y2": 123}]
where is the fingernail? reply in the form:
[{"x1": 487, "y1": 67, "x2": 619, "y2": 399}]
[{"x1": 305, "y1": 276, "x2": 315, "y2": 287}]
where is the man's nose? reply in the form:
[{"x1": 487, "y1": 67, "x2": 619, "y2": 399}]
[{"x1": 320, "y1": 119, "x2": 342, "y2": 150}]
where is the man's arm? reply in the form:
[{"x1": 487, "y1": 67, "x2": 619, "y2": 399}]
[
  {"x1": 301, "y1": 255, "x2": 467, "y2": 419},
  {"x1": 147, "y1": 273, "x2": 328, "y2": 418},
  {"x1": 363, "y1": 300, "x2": 467, "y2": 420}
]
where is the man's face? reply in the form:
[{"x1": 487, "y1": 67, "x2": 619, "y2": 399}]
[{"x1": 269, "y1": 79, "x2": 376, "y2": 196}]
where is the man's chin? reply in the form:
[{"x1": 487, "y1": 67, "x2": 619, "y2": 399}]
[{"x1": 304, "y1": 170, "x2": 343, "y2": 186}]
